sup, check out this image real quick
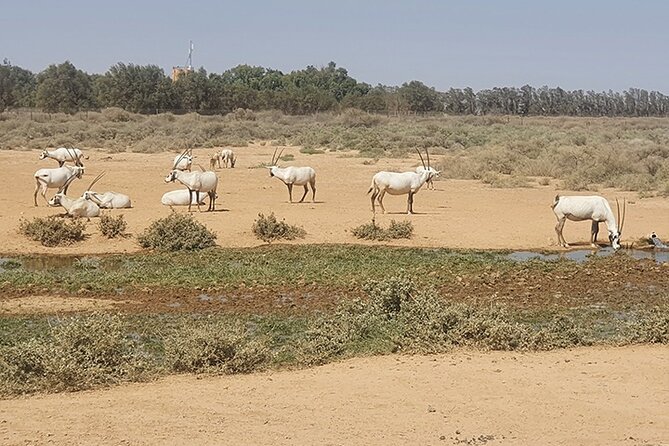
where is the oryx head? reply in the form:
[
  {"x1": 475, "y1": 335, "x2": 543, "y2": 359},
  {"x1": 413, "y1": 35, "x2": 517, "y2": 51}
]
[
  {"x1": 165, "y1": 170, "x2": 179, "y2": 183},
  {"x1": 609, "y1": 199, "x2": 627, "y2": 251},
  {"x1": 267, "y1": 148, "x2": 284, "y2": 177},
  {"x1": 48, "y1": 194, "x2": 63, "y2": 207},
  {"x1": 39, "y1": 150, "x2": 49, "y2": 160}
]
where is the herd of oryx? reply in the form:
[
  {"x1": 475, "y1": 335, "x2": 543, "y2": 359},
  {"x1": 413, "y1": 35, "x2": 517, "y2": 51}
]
[{"x1": 33, "y1": 146, "x2": 627, "y2": 250}]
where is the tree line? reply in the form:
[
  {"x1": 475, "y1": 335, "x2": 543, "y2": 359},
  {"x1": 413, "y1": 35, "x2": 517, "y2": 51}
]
[{"x1": 2, "y1": 59, "x2": 669, "y2": 117}]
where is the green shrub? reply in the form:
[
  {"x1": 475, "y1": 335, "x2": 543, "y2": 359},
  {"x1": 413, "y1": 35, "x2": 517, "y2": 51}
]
[
  {"x1": 19, "y1": 216, "x2": 87, "y2": 246},
  {"x1": 252, "y1": 213, "x2": 306, "y2": 243},
  {"x1": 0, "y1": 314, "x2": 150, "y2": 395},
  {"x1": 165, "y1": 321, "x2": 270, "y2": 374},
  {"x1": 98, "y1": 214, "x2": 128, "y2": 238},
  {"x1": 351, "y1": 219, "x2": 413, "y2": 241},
  {"x1": 630, "y1": 308, "x2": 669, "y2": 343},
  {"x1": 137, "y1": 213, "x2": 217, "y2": 251}
]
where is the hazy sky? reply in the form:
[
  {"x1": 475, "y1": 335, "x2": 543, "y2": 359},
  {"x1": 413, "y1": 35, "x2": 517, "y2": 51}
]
[{"x1": 2, "y1": 0, "x2": 668, "y2": 92}]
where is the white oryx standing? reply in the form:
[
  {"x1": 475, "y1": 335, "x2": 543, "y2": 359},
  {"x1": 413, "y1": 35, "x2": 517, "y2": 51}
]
[
  {"x1": 173, "y1": 149, "x2": 193, "y2": 171},
  {"x1": 266, "y1": 148, "x2": 316, "y2": 203},
  {"x1": 368, "y1": 149, "x2": 435, "y2": 214},
  {"x1": 219, "y1": 148, "x2": 236, "y2": 168},
  {"x1": 39, "y1": 147, "x2": 88, "y2": 167},
  {"x1": 165, "y1": 149, "x2": 218, "y2": 212},
  {"x1": 415, "y1": 166, "x2": 441, "y2": 190},
  {"x1": 33, "y1": 165, "x2": 85, "y2": 206},
  {"x1": 81, "y1": 172, "x2": 132, "y2": 209},
  {"x1": 48, "y1": 174, "x2": 101, "y2": 219},
  {"x1": 552, "y1": 195, "x2": 626, "y2": 250}
]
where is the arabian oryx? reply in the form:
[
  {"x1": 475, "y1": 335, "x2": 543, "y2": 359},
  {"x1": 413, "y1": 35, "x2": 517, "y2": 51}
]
[
  {"x1": 165, "y1": 149, "x2": 218, "y2": 212},
  {"x1": 33, "y1": 165, "x2": 85, "y2": 206},
  {"x1": 161, "y1": 189, "x2": 210, "y2": 208},
  {"x1": 48, "y1": 173, "x2": 101, "y2": 219},
  {"x1": 81, "y1": 172, "x2": 132, "y2": 209},
  {"x1": 267, "y1": 148, "x2": 316, "y2": 203},
  {"x1": 552, "y1": 195, "x2": 626, "y2": 250},
  {"x1": 39, "y1": 147, "x2": 88, "y2": 167},
  {"x1": 173, "y1": 149, "x2": 193, "y2": 171},
  {"x1": 219, "y1": 148, "x2": 236, "y2": 168},
  {"x1": 368, "y1": 149, "x2": 435, "y2": 214}
]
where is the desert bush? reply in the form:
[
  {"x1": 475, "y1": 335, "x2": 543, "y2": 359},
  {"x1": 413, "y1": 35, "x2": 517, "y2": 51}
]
[
  {"x1": 252, "y1": 213, "x2": 306, "y2": 243},
  {"x1": 336, "y1": 108, "x2": 384, "y2": 128},
  {"x1": 19, "y1": 216, "x2": 86, "y2": 246},
  {"x1": 137, "y1": 213, "x2": 217, "y2": 251},
  {"x1": 165, "y1": 321, "x2": 270, "y2": 374},
  {"x1": 0, "y1": 314, "x2": 150, "y2": 395},
  {"x1": 98, "y1": 214, "x2": 128, "y2": 238},
  {"x1": 351, "y1": 219, "x2": 413, "y2": 241},
  {"x1": 630, "y1": 308, "x2": 669, "y2": 343}
]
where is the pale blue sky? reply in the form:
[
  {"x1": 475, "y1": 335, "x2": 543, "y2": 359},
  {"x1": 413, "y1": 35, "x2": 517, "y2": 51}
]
[{"x1": 2, "y1": 0, "x2": 667, "y2": 91}]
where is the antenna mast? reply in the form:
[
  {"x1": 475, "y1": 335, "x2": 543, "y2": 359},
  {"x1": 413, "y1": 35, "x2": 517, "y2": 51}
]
[{"x1": 187, "y1": 40, "x2": 194, "y2": 70}]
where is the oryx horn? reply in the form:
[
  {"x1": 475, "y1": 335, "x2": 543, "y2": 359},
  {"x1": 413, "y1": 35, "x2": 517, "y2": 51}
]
[
  {"x1": 415, "y1": 148, "x2": 426, "y2": 169},
  {"x1": 425, "y1": 148, "x2": 431, "y2": 169},
  {"x1": 86, "y1": 171, "x2": 106, "y2": 191}
]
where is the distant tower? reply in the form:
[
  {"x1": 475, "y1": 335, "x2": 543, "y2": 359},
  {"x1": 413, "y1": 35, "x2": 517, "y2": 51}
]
[{"x1": 172, "y1": 40, "x2": 194, "y2": 81}]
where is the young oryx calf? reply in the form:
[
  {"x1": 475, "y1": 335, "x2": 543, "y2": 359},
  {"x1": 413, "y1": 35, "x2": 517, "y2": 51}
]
[
  {"x1": 48, "y1": 174, "x2": 100, "y2": 219},
  {"x1": 165, "y1": 149, "x2": 218, "y2": 212},
  {"x1": 33, "y1": 165, "x2": 85, "y2": 206},
  {"x1": 415, "y1": 166, "x2": 441, "y2": 190},
  {"x1": 81, "y1": 172, "x2": 132, "y2": 209},
  {"x1": 220, "y1": 148, "x2": 236, "y2": 168},
  {"x1": 267, "y1": 148, "x2": 316, "y2": 203},
  {"x1": 368, "y1": 149, "x2": 435, "y2": 214},
  {"x1": 39, "y1": 147, "x2": 88, "y2": 167},
  {"x1": 161, "y1": 189, "x2": 209, "y2": 208},
  {"x1": 552, "y1": 195, "x2": 626, "y2": 250}
]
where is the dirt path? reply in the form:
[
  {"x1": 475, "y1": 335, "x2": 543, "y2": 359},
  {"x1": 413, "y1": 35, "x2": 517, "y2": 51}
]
[
  {"x1": 1, "y1": 345, "x2": 667, "y2": 445},
  {"x1": 3, "y1": 147, "x2": 668, "y2": 255}
]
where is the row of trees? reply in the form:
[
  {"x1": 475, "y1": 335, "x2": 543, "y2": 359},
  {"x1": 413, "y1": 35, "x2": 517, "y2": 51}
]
[{"x1": 2, "y1": 59, "x2": 669, "y2": 117}]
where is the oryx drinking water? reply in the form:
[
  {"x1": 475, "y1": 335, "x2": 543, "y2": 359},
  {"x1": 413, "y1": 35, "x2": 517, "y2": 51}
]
[
  {"x1": 368, "y1": 149, "x2": 435, "y2": 214},
  {"x1": 552, "y1": 195, "x2": 626, "y2": 250},
  {"x1": 266, "y1": 148, "x2": 316, "y2": 203}
]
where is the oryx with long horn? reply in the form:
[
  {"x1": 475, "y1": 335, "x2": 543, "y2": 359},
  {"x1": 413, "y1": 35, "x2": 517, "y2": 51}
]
[
  {"x1": 266, "y1": 148, "x2": 316, "y2": 203},
  {"x1": 81, "y1": 172, "x2": 132, "y2": 209},
  {"x1": 552, "y1": 195, "x2": 626, "y2": 250},
  {"x1": 33, "y1": 163, "x2": 85, "y2": 206},
  {"x1": 367, "y1": 148, "x2": 435, "y2": 214},
  {"x1": 48, "y1": 172, "x2": 101, "y2": 219},
  {"x1": 39, "y1": 147, "x2": 88, "y2": 167},
  {"x1": 164, "y1": 149, "x2": 218, "y2": 212}
]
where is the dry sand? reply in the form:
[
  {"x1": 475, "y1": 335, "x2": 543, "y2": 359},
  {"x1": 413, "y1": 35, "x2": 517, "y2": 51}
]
[{"x1": 1, "y1": 346, "x2": 667, "y2": 445}]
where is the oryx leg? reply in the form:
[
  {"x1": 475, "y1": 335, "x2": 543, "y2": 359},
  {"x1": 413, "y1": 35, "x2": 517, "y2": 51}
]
[
  {"x1": 287, "y1": 183, "x2": 294, "y2": 203},
  {"x1": 33, "y1": 179, "x2": 42, "y2": 206},
  {"x1": 208, "y1": 191, "x2": 216, "y2": 212},
  {"x1": 555, "y1": 217, "x2": 568, "y2": 248},
  {"x1": 299, "y1": 185, "x2": 309, "y2": 203},
  {"x1": 407, "y1": 191, "x2": 414, "y2": 214},
  {"x1": 187, "y1": 189, "x2": 193, "y2": 213},
  {"x1": 591, "y1": 220, "x2": 600, "y2": 248},
  {"x1": 310, "y1": 179, "x2": 316, "y2": 202},
  {"x1": 370, "y1": 188, "x2": 378, "y2": 213},
  {"x1": 195, "y1": 191, "x2": 203, "y2": 212},
  {"x1": 377, "y1": 190, "x2": 386, "y2": 214}
]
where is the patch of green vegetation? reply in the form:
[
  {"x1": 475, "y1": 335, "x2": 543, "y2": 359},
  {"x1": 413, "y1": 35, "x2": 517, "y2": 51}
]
[
  {"x1": 1, "y1": 277, "x2": 666, "y2": 396},
  {"x1": 137, "y1": 213, "x2": 217, "y2": 251},
  {"x1": 98, "y1": 214, "x2": 128, "y2": 238},
  {"x1": 351, "y1": 219, "x2": 414, "y2": 241},
  {"x1": 19, "y1": 216, "x2": 87, "y2": 247},
  {"x1": 252, "y1": 213, "x2": 306, "y2": 243}
]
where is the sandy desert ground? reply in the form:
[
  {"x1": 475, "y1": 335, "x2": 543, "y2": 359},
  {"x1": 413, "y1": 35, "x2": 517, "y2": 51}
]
[
  {"x1": 1, "y1": 345, "x2": 667, "y2": 446},
  {"x1": 2, "y1": 146, "x2": 669, "y2": 255}
]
